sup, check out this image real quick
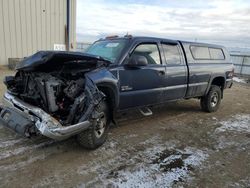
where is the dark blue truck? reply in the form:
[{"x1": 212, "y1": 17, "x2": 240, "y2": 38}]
[{"x1": 0, "y1": 36, "x2": 234, "y2": 149}]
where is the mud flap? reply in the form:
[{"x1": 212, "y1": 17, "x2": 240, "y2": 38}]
[{"x1": 0, "y1": 106, "x2": 35, "y2": 137}]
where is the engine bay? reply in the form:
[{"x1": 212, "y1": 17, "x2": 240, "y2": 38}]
[{"x1": 4, "y1": 69, "x2": 96, "y2": 126}]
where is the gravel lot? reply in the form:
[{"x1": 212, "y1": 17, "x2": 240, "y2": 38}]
[{"x1": 0, "y1": 67, "x2": 250, "y2": 188}]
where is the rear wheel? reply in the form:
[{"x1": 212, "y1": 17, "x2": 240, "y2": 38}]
[
  {"x1": 76, "y1": 100, "x2": 110, "y2": 149},
  {"x1": 200, "y1": 85, "x2": 222, "y2": 112}
]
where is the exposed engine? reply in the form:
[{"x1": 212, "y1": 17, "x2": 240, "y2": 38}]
[
  {"x1": 0, "y1": 51, "x2": 110, "y2": 142},
  {"x1": 4, "y1": 70, "x2": 89, "y2": 125}
]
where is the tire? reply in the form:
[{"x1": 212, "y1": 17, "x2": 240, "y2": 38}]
[
  {"x1": 76, "y1": 100, "x2": 110, "y2": 149},
  {"x1": 200, "y1": 85, "x2": 222, "y2": 112}
]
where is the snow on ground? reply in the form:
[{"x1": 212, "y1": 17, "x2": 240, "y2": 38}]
[
  {"x1": 103, "y1": 114, "x2": 250, "y2": 187},
  {"x1": 214, "y1": 114, "x2": 250, "y2": 150},
  {"x1": 105, "y1": 147, "x2": 208, "y2": 188},
  {"x1": 78, "y1": 137, "x2": 209, "y2": 188},
  {"x1": 104, "y1": 148, "x2": 208, "y2": 188},
  {"x1": 216, "y1": 114, "x2": 250, "y2": 133},
  {"x1": 79, "y1": 113, "x2": 250, "y2": 187},
  {"x1": 233, "y1": 77, "x2": 247, "y2": 83}
]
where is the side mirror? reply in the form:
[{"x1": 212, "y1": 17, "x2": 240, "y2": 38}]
[{"x1": 126, "y1": 55, "x2": 148, "y2": 67}]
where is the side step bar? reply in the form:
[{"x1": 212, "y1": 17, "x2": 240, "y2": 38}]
[{"x1": 138, "y1": 107, "x2": 153, "y2": 116}]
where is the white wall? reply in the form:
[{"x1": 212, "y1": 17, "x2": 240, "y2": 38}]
[{"x1": 0, "y1": 0, "x2": 76, "y2": 65}]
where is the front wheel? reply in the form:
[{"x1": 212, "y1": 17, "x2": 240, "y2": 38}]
[
  {"x1": 200, "y1": 85, "x2": 222, "y2": 112},
  {"x1": 76, "y1": 100, "x2": 110, "y2": 149}
]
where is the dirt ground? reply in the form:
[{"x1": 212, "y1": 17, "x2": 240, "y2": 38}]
[{"x1": 0, "y1": 67, "x2": 250, "y2": 188}]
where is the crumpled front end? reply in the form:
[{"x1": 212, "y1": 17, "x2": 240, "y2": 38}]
[
  {"x1": 0, "y1": 51, "x2": 109, "y2": 140},
  {"x1": 0, "y1": 76, "x2": 105, "y2": 140}
]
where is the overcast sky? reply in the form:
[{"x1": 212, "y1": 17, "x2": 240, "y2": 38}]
[{"x1": 77, "y1": 0, "x2": 250, "y2": 49}]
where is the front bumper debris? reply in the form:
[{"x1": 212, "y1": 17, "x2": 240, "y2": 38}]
[{"x1": 0, "y1": 92, "x2": 91, "y2": 140}]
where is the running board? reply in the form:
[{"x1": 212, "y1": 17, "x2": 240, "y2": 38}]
[{"x1": 138, "y1": 107, "x2": 153, "y2": 116}]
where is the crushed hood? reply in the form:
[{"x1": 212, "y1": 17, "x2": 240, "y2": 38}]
[{"x1": 16, "y1": 51, "x2": 111, "y2": 71}]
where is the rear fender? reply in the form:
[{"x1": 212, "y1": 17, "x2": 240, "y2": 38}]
[{"x1": 205, "y1": 75, "x2": 226, "y2": 96}]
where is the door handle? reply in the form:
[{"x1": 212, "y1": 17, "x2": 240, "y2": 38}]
[{"x1": 158, "y1": 70, "x2": 165, "y2": 76}]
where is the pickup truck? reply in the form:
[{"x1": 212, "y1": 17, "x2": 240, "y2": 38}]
[{"x1": 0, "y1": 36, "x2": 234, "y2": 149}]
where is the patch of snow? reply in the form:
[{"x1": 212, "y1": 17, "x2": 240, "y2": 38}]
[
  {"x1": 216, "y1": 114, "x2": 250, "y2": 133},
  {"x1": 233, "y1": 77, "x2": 246, "y2": 83},
  {"x1": 215, "y1": 135, "x2": 239, "y2": 150},
  {"x1": 104, "y1": 146, "x2": 208, "y2": 188},
  {"x1": 77, "y1": 137, "x2": 208, "y2": 187},
  {"x1": 183, "y1": 147, "x2": 208, "y2": 166}
]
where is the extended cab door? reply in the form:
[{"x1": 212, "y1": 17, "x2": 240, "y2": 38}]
[
  {"x1": 160, "y1": 42, "x2": 188, "y2": 100},
  {"x1": 118, "y1": 42, "x2": 166, "y2": 109}
]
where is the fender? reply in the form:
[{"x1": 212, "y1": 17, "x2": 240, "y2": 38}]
[
  {"x1": 86, "y1": 68, "x2": 119, "y2": 109},
  {"x1": 205, "y1": 74, "x2": 226, "y2": 95}
]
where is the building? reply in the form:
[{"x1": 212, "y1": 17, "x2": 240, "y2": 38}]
[{"x1": 0, "y1": 0, "x2": 76, "y2": 66}]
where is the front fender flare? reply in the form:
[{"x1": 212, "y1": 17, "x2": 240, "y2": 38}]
[{"x1": 86, "y1": 68, "x2": 119, "y2": 109}]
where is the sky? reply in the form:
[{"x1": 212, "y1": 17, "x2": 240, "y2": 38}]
[{"x1": 76, "y1": 0, "x2": 250, "y2": 49}]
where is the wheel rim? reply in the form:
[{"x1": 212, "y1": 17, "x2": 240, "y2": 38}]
[
  {"x1": 210, "y1": 92, "x2": 218, "y2": 108},
  {"x1": 94, "y1": 113, "x2": 106, "y2": 138}
]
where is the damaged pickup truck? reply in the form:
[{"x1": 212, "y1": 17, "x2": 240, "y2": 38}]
[{"x1": 0, "y1": 36, "x2": 234, "y2": 149}]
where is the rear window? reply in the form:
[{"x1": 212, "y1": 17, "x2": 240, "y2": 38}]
[
  {"x1": 209, "y1": 48, "x2": 225, "y2": 60},
  {"x1": 190, "y1": 45, "x2": 225, "y2": 60}
]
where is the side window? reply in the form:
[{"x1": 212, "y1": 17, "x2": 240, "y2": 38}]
[
  {"x1": 190, "y1": 46, "x2": 210, "y2": 59},
  {"x1": 162, "y1": 44, "x2": 182, "y2": 65},
  {"x1": 190, "y1": 45, "x2": 225, "y2": 60},
  {"x1": 132, "y1": 44, "x2": 161, "y2": 65},
  {"x1": 209, "y1": 48, "x2": 225, "y2": 60}
]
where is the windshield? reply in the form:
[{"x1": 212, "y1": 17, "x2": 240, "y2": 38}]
[{"x1": 85, "y1": 40, "x2": 127, "y2": 63}]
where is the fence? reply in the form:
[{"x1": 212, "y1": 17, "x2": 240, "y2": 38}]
[{"x1": 230, "y1": 54, "x2": 250, "y2": 76}]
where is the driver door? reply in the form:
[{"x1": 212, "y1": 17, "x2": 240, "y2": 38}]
[{"x1": 118, "y1": 43, "x2": 166, "y2": 109}]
